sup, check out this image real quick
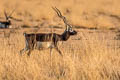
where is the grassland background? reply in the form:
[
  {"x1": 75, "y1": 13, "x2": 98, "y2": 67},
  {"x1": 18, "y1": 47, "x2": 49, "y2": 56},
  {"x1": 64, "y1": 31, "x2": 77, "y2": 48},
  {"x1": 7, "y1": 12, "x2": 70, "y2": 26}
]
[
  {"x1": 0, "y1": 0, "x2": 120, "y2": 29},
  {"x1": 0, "y1": 0, "x2": 120, "y2": 80}
]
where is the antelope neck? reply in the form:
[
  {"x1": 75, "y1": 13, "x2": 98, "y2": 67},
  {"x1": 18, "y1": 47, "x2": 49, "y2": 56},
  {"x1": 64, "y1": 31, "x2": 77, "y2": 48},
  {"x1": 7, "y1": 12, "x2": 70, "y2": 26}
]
[{"x1": 61, "y1": 30, "x2": 70, "y2": 41}]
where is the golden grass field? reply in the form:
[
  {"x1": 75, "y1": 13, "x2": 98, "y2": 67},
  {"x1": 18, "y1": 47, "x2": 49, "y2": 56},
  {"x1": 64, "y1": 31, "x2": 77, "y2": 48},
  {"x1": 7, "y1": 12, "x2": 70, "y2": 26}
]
[{"x1": 0, "y1": 0, "x2": 120, "y2": 80}]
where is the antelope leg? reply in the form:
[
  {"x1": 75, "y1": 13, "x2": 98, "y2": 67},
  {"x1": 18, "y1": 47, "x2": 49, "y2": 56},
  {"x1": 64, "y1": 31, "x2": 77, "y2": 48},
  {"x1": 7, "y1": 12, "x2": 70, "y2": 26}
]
[
  {"x1": 20, "y1": 47, "x2": 29, "y2": 54},
  {"x1": 27, "y1": 50, "x2": 32, "y2": 56},
  {"x1": 55, "y1": 46, "x2": 63, "y2": 56}
]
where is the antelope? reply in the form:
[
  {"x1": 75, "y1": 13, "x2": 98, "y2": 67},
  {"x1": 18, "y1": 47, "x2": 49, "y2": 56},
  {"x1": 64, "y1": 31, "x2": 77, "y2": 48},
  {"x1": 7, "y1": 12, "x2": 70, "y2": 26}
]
[
  {"x1": 20, "y1": 7, "x2": 77, "y2": 56},
  {"x1": 0, "y1": 9, "x2": 21, "y2": 28}
]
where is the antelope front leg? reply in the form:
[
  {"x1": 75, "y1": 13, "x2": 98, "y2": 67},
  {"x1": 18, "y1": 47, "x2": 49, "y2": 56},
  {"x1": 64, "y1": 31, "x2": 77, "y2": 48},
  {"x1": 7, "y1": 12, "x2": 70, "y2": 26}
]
[{"x1": 55, "y1": 46, "x2": 63, "y2": 56}]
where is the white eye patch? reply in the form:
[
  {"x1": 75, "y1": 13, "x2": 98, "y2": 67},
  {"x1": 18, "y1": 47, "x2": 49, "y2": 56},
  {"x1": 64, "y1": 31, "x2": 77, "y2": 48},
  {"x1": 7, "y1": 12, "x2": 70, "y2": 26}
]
[{"x1": 69, "y1": 28, "x2": 73, "y2": 32}]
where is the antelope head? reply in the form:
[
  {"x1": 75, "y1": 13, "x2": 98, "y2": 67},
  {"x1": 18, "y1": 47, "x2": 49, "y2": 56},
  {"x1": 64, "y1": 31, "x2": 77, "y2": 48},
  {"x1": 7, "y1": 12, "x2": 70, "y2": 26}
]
[
  {"x1": 52, "y1": 7, "x2": 77, "y2": 36},
  {"x1": 4, "y1": 9, "x2": 22, "y2": 26}
]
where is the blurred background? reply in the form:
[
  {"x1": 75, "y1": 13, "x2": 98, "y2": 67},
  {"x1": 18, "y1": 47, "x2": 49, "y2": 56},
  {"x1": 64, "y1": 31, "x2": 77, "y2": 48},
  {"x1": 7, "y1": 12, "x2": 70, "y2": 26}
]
[{"x1": 0, "y1": 0, "x2": 120, "y2": 29}]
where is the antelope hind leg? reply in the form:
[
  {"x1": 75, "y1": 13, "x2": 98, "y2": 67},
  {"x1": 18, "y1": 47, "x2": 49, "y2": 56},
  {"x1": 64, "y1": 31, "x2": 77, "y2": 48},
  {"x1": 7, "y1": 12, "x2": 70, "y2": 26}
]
[{"x1": 20, "y1": 47, "x2": 29, "y2": 55}]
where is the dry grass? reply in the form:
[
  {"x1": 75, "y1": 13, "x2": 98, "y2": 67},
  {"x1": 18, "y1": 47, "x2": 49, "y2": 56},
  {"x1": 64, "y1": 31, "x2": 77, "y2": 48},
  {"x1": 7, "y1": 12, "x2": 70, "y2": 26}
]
[
  {"x1": 0, "y1": 28, "x2": 119, "y2": 80},
  {"x1": 0, "y1": 0, "x2": 120, "y2": 80}
]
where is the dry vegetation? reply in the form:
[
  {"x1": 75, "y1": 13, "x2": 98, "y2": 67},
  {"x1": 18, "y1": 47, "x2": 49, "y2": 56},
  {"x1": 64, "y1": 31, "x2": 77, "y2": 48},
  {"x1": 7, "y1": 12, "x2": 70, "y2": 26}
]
[
  {"x1": 0, "y1": 0, "x2": 120, "y2": 80},
  {"x1": 0, "y1": 28, "x2": 120, "y2": 80}
]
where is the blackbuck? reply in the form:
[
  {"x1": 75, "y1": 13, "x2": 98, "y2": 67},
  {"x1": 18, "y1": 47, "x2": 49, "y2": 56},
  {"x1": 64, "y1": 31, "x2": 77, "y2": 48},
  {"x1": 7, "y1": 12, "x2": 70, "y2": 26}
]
[
  {"x1": 20, "y1": 7, "x2": 77, "y2": 56},
  {"x1": 0, "y1": 9, "x2": 21, "y2": 28}
]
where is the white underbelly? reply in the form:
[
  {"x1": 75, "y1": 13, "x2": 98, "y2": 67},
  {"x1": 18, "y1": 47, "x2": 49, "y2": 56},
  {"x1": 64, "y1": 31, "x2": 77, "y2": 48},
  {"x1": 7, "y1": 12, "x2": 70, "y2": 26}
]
[{"x1": 35, "y1": 42, "x2": 54, "y2": 49}]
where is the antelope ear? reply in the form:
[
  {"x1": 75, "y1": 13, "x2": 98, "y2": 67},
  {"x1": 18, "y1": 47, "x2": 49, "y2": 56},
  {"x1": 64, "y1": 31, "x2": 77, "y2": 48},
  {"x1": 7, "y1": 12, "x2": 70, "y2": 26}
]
[{"x1": 4, "y1": 10, "x2": 8, "y2": 20}]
